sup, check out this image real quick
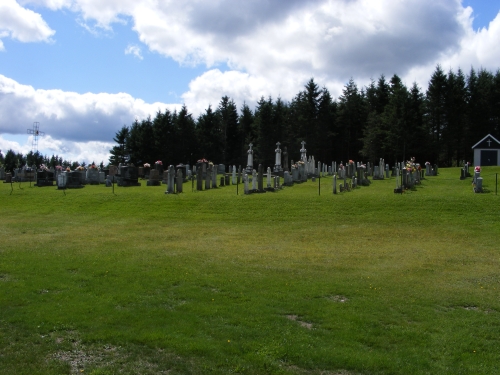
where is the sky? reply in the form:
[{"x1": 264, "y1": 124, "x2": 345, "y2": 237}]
[{"x1": 0, "y1": 0, "x2": 499, "y2": 165}]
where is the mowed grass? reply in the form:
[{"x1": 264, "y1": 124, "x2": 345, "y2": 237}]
[{"x1": 1, "y1": 168, "x2": 499, "y2": 374}]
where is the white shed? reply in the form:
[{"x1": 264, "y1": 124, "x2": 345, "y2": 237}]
[{"x1": 471, "y1": 134, "x2": 500, "y2": 166}]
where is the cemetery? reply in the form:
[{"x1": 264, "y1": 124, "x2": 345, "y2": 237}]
[{"x1": 1, "y1": 142, "x2": 500, "y2": 374}]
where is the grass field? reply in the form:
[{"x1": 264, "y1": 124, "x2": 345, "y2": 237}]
[{"x1": 1, "y1": 167, "x2": 499, "y2": 374}]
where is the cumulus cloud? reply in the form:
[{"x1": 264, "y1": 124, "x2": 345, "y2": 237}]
[
  {"x1": 0, "y1": 75, "x2": 181, "y2": 144},
  {"x1": 0, "y1": 0, "x2": 55, "y2": 46}
]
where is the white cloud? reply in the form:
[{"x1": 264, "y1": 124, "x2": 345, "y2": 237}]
[
  {"x1": 125, "y1": 44, "x2": 143, "y2": 60},
  {"x1": 0, "y1": 74, "x2": 181, "y2": 143},
  {"x1": 0, "y1": 0, "x2": 55, "y2": 46}
]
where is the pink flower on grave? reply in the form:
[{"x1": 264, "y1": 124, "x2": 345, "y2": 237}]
[
  {"x1": 143, "y1": 163, "x2": 150, "y2": 168},
  {"x1": 197, "y1": 158, "x2": 208, "y2": 163},
  {"x1": 348, "y1": 160, "x2": 354, "y2": 164},
  {"x1": 475, "y1": 166, "x2": 481, "y2": 172},
  {"x1": 55, "y1": 165, "x2": 63, "y2": 171},
  {"x1": 89, "y1": 163, "x2": 98, "y2": 169},
  {"x1": 39, "y1": 164, "x2": 49, "y2": 171},
  {"x1": 425, "y1": 161, "x2": 431, "y2": 165},
  {"x1": 155, "y1": 160, "x2": 163, "y2": 165}
]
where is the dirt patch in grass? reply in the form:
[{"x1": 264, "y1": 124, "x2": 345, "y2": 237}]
[
  {"x1": 328, "y1": 295, "x2": 349, "y2": 303},
  {"x1": 286, "y1": 315, "x2": 313, "y2": 330}
]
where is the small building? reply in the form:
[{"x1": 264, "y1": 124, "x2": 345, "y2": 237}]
[{"x1": 471, "y1": 134, "x2": 500, "y2": 166}]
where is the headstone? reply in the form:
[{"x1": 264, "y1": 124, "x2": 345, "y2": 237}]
[
  {"x1": 147, "y1": 169, "x2": 161, "y2": 186},
  {"x1": 333, "y1": 175, "x2": 337, "y2": 194},
  {"x1": 246, "y1": 143, "x2": 254, "y2": 173},
  {"x1": 205, "y1": 164, "x2": 212, "y2": 190},
  {"x1": 217, "y1": 164, "x2": 225, "y2": 175},
  {"x1": 258, "y1": 164, "x2": 264, "y2": 192},
  {"x1": 273, "y1": 142, "x2": 282, "y2": 173},
  {"x1": 244, "y1": 174, "x2": 249, "y2": 194},
  {"x1": 474, "y1": 177, "x2": 483, "y2": 193},
  {"x1": 176, "y1": 169, "x2": 183, "y2": 193},
  {"x1": 300, "y1": 141, "x2": 307, "y2": 162},
  {"x1": 232, "y1": 165, "x2": 237, "y2": 185},
  {"x1": 212, "y1": 166, "x2": 218, "y2": 188},
  {"x1": 196, "y1": 167, "x2": 203, "y2": 191},
  {"x1": 267, "y1": 167, "x2": 272, "y2": 188},
  {"x1": 86, "y1": 168, "x2": 100, "y2": 185},
  {"x1": 57, "y1": 171, "x2": 67, "y2": 189},
  {"x1": 252, "y1": 169, "x2": 257, "y2": 191},
  {"x1": 166, "y1": 165, "x2": 175, "y2": 194}
]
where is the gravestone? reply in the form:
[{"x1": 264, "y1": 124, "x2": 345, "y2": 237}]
[
  {"x1": 251, "y1": 169, "x2": 257, "y2": 191},
  {"x1": 246, "y1": 143, "x2": 254, "y2": 174},
  {"x1": 176, "y1": 169, "x2": 183, "y2": 193},
  {"x1": 474, "y1": 177, "x2": 483, "y2": 193},
  {"x1": 258, "y1": 165, "x2": 264, "y2": 192},
  {"x1": 196, "y1": 167, "x2": 203, "y2": 191},
  {"x1": 109, "y1": 165, "x2": 118, "y2": 176},
  {"x1": 86, "y1": 168, "x2": 100, "y2": 185},
  {"x1": 217, "y1": 164, "x2": 226, "y2": 175},
  {"x1": 57, "y1": 171, "x2": 67, "y2": 189},
  {"x1": 300, "y1": 141, "x2": 307, "y2": 162},
  {"x1": 244, "y1": 174, "x2": 249, "y2": 194},
  {"x1": 147, "y1": 169, "x2": 161, "y2": 186},
  {"x1": 232, "y1": 165, "x2": 237, "y2": 184},
  {"x1": 166, "y1": 165, "x2": 175, "y2": 194},
  {"x1": 212, "y1": 166, "x2": 218, "y2": 188},
  {"x1": 273, "y1": 142, "x2": 283, "y2": 174},
  {"x1": 66, "y1": 171, "x2": 84, "y2": 189},
  {"x1": 116, "y1": 165, "x2": 140, "y2": 187},
  {"x1": 205, "y1": 165, "x2": 212, "y2": 190}
]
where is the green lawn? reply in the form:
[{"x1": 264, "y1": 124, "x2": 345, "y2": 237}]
[{"x1": 1, "y1": 167, "x2": 499, "y2": 374}]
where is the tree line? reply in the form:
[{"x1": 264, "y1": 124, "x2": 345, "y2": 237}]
[
  {"x1": 111, "y1": 65, "x2": 500, "y2": 169},
  {"x1": 0, "y1": 150, "x2": 103, "y2": 174},
  {"x1": 2, "y1": 65, "x2": 498, "y2": 173}
]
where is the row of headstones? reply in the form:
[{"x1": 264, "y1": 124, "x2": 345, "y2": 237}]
[
  {"x1": 243, "y1": 165, "x2": 283, "y2": 194},
  {"x1": 458, "y1": 161, "x2": 483, "y2": 192}
]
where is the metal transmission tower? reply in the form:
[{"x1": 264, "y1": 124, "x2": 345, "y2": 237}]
[{"x1": 27, "y1": 122, "x2": 45, "y2": 154}]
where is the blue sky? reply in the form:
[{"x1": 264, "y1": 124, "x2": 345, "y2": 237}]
[{"x1": 1, "y1": 0, "x2": 499, "y2": 164}]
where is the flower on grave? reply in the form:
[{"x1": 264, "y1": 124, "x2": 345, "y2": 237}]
[
  {"x1": 475, "y1": 166, "x2": 481, "y2": 172},
  {"x1": 339, "y1": 163, "x2": 344, "y2": 170},
  {"x1": 360, "y1": 164, "x2": 366, "y2": 169},
  {"x1": 55, "y1": 165, "x2": 63, "y2": 171},
  {"x1": 208, "y1": 161, "x2": 214, "y2": 167},
  {"x1": 89, "y1": 163, "x2": 98, "y2": 169},
  {"x1": 143, "y1": 163, "x2": 150, "y2": 168},
  {"x1": 425, "y1": 161, "x2": 431, "y2": 165},
  {"x1": 348, "y1": 160, "x2": 354, "y2": 164},
  {"x1": 66, "y1": 167, "x2": 71, "y2": 172},
  {"x1": 297, "y1": 160, "x2": 305, "y2": 165},
  {"x1": 197, "y1": 158, "x2": 208, "y2": 163},
  {"x1": 39, "y1": 164, "x2": 49, "y2": 171},
  {"x1": 76, "y1": 166, "x2": 85, "y2": 171},
  {"x1": 155, "y1": 160, "x2": 163, "y2": 165}
]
